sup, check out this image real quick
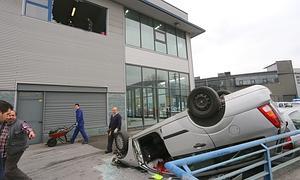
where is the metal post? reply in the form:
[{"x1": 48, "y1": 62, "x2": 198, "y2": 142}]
[
  {"x1": 22, "y1": 0, "x2": 26, "y2": 16},
  {"x1": 261, "y1": 143, "x2": 273, "y2": 180},
  {"x1": 47, "y1": 0, "x2": 52, "y2": 22}
]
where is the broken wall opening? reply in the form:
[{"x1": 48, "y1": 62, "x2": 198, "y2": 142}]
[{"x1": 52, "y1": 0, "x2": 107, "y2": 34}]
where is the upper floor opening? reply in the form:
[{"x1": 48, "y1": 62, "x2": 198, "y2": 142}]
[{"x1": 23, "y1": 0, "x2": 107, "y2": 35}]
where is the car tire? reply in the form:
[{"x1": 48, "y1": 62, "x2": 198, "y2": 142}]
[
  {"x1": 217, "y1": 89, "x2": 231, "y2": 98},
  {"x1": 187, "y1": 86, "x2": 221, "y2": 119},
  {"x1": 47, "y1": 138, "x2": 57, "y2": 147},
  {"x1": 115, "y1": 132, "x2": 129, "y2": 155}
]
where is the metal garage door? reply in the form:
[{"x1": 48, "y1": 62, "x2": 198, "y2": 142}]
[{"x1": 44, "y1": 92, "x2": 107, "y2": 133}]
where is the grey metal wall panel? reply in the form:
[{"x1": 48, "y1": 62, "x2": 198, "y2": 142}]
[
  {"x1": 0, "y1": 0, "x2": 22, "y2": 15},
  {"x1": 44, "y1": 92, "x2": 107, "y2": 134},
  {"x1": 0, "y1": 0, "x2": 125, "y2": 92},
  {"x1": 18, "y1": 83, "x2": 107, "y2": 93}
]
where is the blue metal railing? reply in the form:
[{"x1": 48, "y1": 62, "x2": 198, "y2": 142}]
[{"x1": 165, "y1": 130, "x2": 300, "y2": 180}]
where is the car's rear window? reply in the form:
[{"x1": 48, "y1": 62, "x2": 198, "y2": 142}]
[{"x1": 289, "y1": 111, "x2": 300, "y2": 129}]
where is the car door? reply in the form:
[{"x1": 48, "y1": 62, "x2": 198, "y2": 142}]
[{"x1": 160, "y1": 116, "x2": 215, "y2": 157}]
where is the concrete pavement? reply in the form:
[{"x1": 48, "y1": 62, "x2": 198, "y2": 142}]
[
  {"x1": 18, "y1": 138, "x2": 149, "y2": 180},
  {"x1": 18, "y1": 133, "x2": 300, "y2": 180}
]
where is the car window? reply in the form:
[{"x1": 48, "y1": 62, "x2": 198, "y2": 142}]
[{"x1": 289, "y1": 111, "x2": 300, "y2": 129}]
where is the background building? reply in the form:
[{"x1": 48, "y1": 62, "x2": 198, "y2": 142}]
[
  {"x1": 0, "y1": 0, "x2": 204, "y2": 143},
  {"x1": 294, "y1": 68, "x2": 300, "y2": 98},
  {"x1": 195, "y1": 60, "x2": 299, "y2": 101}
]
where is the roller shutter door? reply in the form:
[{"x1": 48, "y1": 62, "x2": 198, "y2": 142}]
[{"x1": 44, "y1": 92, "x2": 107, "y2": 133}]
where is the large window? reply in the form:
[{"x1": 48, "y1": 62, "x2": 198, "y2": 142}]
[
  {"x1": 126, "y1": 66, "x2": 143, "y2": 127},
  {"x1": 166, "y1": 25, "x2": 177, "y2": 56},
  {"x1": 177, "y1": 30, "x2": 187, "y2": 58},
  {"x1": 125, "y1": 9, "x2": 140, "y2": 47},
  {"x1": 169, "y1": 72, "x2": 180, "y2": 115},
  {"x1": 126, "y1": 65, "x2": 190, "y2": 128},
  {"x1": 125, "y1": 8, "x2": 188, "y2": 59},
  {"x1": 141, "y1": 15, "x2": 154, "y2": 50},
  {"x1": 23, "y1": 0, "x2": 107, "y2": 35},
  {"x1": 154, "y1": 20, "x2": 167, "y2": 53}
]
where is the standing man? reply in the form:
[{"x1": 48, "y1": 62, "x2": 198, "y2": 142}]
[
  {"x1": 0, "y1": 100, "x2": 13, "y2": 179},
  {"x1": 70, "y1": 104, "x2": 89, "y2": 144},
  {"x1": 105, "y1": 107, "x2": 122, "y2": 154},
  {"x1": 5, "y1": 111, "x2": 35, "y2": 180}
]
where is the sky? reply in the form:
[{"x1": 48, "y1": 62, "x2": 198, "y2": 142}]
[{"x1": 165, "y1": 0, "x2": 300, "y2": 78}]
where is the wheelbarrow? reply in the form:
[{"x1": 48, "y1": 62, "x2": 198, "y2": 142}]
[{"x1": 46, "y1": 124, "x2": 76, "y2": 147}]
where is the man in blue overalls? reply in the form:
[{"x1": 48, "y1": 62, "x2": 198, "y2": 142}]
[{"x1": 70, "y1": 104, "x2": 89, "y2": 144}]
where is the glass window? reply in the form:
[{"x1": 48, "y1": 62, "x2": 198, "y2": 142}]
[
  {"x1": 158, "y1": 88, "x2": 169, "y2": 120},
  {"x1": 289, "y1": 111, "x2": 300, "y2": 129},
  {"x1": 177, "y1": 30, "x2": 187, "y2": 59},
  {"x1": 140, "y1": 15, "x2": 154, "y2": 50},
  {"x1": 127, "y1": 88, "x2": 143, "y2": 128},
  {"x1": 155, "y1": 31, "x2": 166, "y2": 42},
  {"x1": 126, "y1": 65, "x2": 192, "y2": 127},
  {"x1": 239, "y1": 80, "x2": 244, "y2": 86},
  {"x1": 154, "y1": 21, "x2": 166, "y2": 53},
  {"x1": 155, "y1": 41, "x2": 167, "y2": 53},
  {"x1": 181, "y1": 88, "x2": 189, "y2": 110},
  {"x1": 143, "y1": 88, "x2": 157, "y2": 126},
  {"x1": 181, "y1": 96, "x2": 188, "y2": 111},
  {"x1": 154, "y1": 21, "x2": 165, "y2": 34},
  {"x1": 125, "y1": 9, "x2": 140, "y2": 47},
  {"x1": 143, "y1": 68, "x2": 156, "y2": 87},
  {"x1": 170, "y1": 89, "x2": 181, "y2": 116},
  {"x1": 169, "y1": 72, "x2": 180, "y2": 89},
  {"x1": 166, "y1": 25, "x2": 177, "y2": 56},
  {"x1": 180, "y1": 73, "x2": 190, "y2": 90},
  {"x1": 126, "y1": 65, "x2": 142, "y2": 86},
  {"x1": 126, "y1": 91, "x2": 133, "y2": 117},
  {"x1": 25, "y1": 0, "x2": 49, "y2": 21},
  {"x1": 157, "y1": 70, "x2": 168, "y2": 88}
]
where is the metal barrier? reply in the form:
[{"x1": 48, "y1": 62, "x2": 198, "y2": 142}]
[{"x1": 164, "y1": 130, "x2": 300, "y2": 180}]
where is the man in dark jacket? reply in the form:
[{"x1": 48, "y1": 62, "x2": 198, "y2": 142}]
[
  {"x1": 70, "y1": 104, "x2": 89, "y2": 144},
  {"x1": 5, "y1": 110, "x2": 35, "y2": 180},
  {"x1": 105, "y1": 107, "x2": 122, "y2": 154},
  {"x1": 0, "y1": 100, "x2": 13, "y2": 179}
]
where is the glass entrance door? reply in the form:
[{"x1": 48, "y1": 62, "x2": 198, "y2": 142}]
[
  {"x1": 157, "y1": 88, "x2": 170, "y2": 121},
  {"x1": 143, "y1": 88, "x2": 156, "y2": 126}
]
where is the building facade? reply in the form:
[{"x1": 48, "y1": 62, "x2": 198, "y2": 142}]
[
  {"x1": 0, "y1": 0, "x2": 204, "y2": 143},
  {"x1": 195, "y1": 60, "x2": 299, "y2": 102},
  {"x1": 294, "y1": 68, "x2": 300, "y2": 98}
]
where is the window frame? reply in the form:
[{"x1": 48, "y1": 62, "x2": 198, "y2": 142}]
[
  {"x1": 126, "y1": 64, "x2": 191, "y2": 127},
  {"x1": 124, "y1": 7, "x2": 188, "y2": 59}
]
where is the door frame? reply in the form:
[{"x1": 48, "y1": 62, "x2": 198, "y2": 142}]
[{"x1": 16, "y1": 91, "x2": 44, "y2": 144}]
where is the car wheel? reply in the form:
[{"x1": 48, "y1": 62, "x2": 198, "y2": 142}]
[
  {"x1": 187, "y1": 86, "x2": 221, "y2": 119},
  {"x1": 217, "y1": 89, "x2": 231, "y2": 98},
  {"x1": 115, "y1": 132, "x2": 129, "y2": 155},
  {"x1": 47, "y1": 138, "x2": 57, "y2": 147}
]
